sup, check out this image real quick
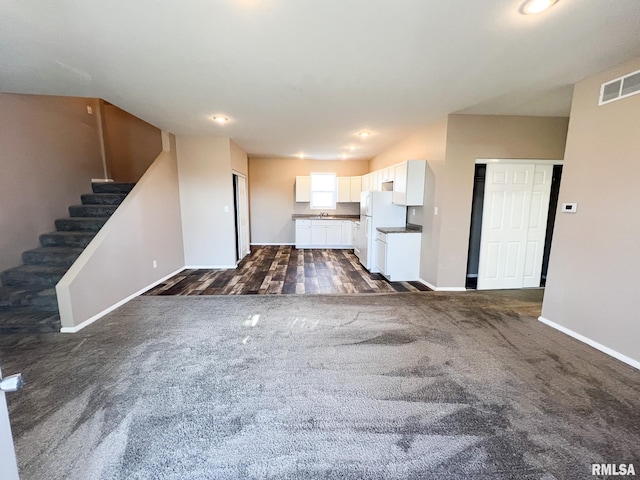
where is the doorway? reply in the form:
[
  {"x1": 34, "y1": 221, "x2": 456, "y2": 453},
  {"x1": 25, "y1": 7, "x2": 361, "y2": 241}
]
[
  {"x1": 233, "y1": 173, "x2": 250, "y2": 263},
  {"x1": 466, "y1": 161, "x2": 562, "y2": 290}
]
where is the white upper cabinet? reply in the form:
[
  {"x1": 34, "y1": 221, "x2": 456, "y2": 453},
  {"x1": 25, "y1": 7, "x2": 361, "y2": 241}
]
[
  {"x1": 371, "y1": 171, "x2": 380, "y2": 191},
  {"x1": 337, "y1": 177, "x2": 351, "y2": 203},
  {"x1": 337, "y1": 176, "x2": 362, "y2": 203},
  {"x1": 350, "y1": 176, "x2": 362, "y2": 202},
  {"x1": 295, "y1": 176, "x2": 311, "y2": 202},
  {"x1": 380, "y1": 166, "x2": 395, "y2": 184},
  {"x1": 360, "y1": 160, "x2": 426, "y2": 203},
  {"x1": 393, "y1": 160, "x2": 426, "y2": 206},
  {"x1": 362, "y1": 173, "x2": 372, "y2": 192}
]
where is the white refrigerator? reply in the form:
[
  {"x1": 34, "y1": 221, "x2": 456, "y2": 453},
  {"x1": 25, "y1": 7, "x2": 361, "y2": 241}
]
[{"x1": 356, "y1": 191, "x2": 407, "y2": 272}]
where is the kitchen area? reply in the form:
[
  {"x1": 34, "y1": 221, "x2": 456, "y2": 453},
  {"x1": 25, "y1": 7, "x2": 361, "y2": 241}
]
[{"x1": 293, "y1": 160, "x2": 426, "y2": 283}]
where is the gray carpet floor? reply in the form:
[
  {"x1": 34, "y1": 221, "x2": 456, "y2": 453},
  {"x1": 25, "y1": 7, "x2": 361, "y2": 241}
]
[{"x1": 1, "y1": 290, "x2": 639, "y2": 479}]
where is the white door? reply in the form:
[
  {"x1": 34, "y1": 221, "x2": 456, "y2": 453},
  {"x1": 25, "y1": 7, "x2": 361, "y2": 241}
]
[
  {"x1": 1, "y1": 366, "x2": 21, "y2": 480},
  {"x1": 235, "y1": 174, "x2": 250, "y2": 261},
  {"x1": 477, "y1": 163, "x2": 552, "y2": 290},
  {"x1": 523, "y1": 165, "x2": 553, "y2": 287}
]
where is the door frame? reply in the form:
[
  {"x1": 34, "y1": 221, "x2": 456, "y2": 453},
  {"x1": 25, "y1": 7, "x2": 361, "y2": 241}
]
[
  {"x1": 468, "y1": 159, "x2": 563, "y2": 290},
  {"x1": 232, "y1": 172, "x2": 251, "y2": 263},
  {"x1": 0, "y1": 365, "x2": 20, "y2": 480}
]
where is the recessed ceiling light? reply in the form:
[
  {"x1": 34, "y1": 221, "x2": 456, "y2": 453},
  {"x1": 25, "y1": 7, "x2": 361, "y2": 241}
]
[
  {"x1": 349, "y1": 145, "x2": 356, "y2": 151},
  {"x1": 520, "y1": 0, "x2": 558, "y2": 14},
  {"x1": 298, "y1": 153, "x2": 305, "y2": 159},
  {"x1": 341, "y1": 153, "x2": 349, "y2": 159},
  {"x1": 212, "y1": 115, "x2": 229, "y2": 123},
  {"x1": 357, "y1": 131, "x2": 371, "y2": 138}
]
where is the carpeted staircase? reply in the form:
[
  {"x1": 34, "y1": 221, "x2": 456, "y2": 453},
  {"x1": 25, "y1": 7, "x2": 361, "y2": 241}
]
[{"x1": 0, "y1": 182, "x2": 135, "y2": 334}]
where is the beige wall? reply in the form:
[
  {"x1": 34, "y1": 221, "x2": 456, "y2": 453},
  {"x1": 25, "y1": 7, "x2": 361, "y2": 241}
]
[
  {"x1": 438, "y1": 114, "x2": 569, "y2": 287},
  {"x1": 0, "y1": 94, "x2": 103, "y2": 272},
  {"x1": 176, "y1": 136, "x2": 237, "y2": 267},
  {"x1": 57, "y1": 133, "x2": 185, "y2": 329},
  {"x1": 102, "y1": 103, "x2": 163, "y2": 182},
  {"x1": 542, "y1": 56, "x2": 640, "y2": 365},
  {"x1": 248, "y1": 158, "x2": 369, "y2": 244},
  {"x1": 368, "y1": 114, "x2": 568, "y2": 288},
  {"x1": 369, "y1": 117, "x2": 449, "y2": 286}
]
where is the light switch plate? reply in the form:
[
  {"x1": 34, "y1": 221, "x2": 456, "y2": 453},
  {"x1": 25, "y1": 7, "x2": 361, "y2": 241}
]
[{"x1": 561, "y1": 202, "x2": 578, "y2": 213}]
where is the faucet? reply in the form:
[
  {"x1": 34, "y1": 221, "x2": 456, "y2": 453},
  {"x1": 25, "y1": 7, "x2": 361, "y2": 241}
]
[{"x1": 321, "y1": 212, "x2": 329, "y2": 217}]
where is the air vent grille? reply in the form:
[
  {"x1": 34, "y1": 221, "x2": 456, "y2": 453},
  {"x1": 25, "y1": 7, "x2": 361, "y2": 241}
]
[{"x1": 599, "y1": 69, "x2": 640, "y2": 105}]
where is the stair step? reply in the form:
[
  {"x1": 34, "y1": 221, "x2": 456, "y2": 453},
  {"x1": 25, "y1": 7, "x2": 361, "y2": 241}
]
[
  {"x1": 27, "y1": 288, "x2": 59, "y2": 312},
  {"x1": 1, "y1": 265, "x2": 67, "y2": 288},
  {"x1": 0, "y1": 287, "x2": 59, "y2": 312},
  {"x1": 22, "y1": 247, "x2": 83, "y2": 267},
  {"x1": 81, "y1": 193, "x2": 127, "y2": 206},
  {"x1": 40, "y1": 231, "x2": 96, "y2": 248},
  {"x1": 0, "y1": 307, "x2": 61, "y2": 334},
  {"x1": 0, "y1": 286, "x2": 36, "y2": 308},
  {"x1": 92, "y1": 182, "x2": 135, "y2": 194},
  {"x1": 55, "y1": 217, "x2": 108, "y2": 232},
  {"x1": 69, "y1": 204, "x2": 118, "y2": 217}
]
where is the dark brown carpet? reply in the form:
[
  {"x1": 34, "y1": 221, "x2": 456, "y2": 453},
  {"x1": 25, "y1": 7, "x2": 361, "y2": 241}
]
[{"x1": 1, "y1": 290, "x2": 638, "y2": 479}]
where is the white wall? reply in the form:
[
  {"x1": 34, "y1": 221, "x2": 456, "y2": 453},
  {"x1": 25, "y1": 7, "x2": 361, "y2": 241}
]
[
  {"x1": 541, "y1": 56, "x2": 640, "y2": 367},
  {"x1": 176, "y1": 136, "x2": 237, "y2": 268},
  {"x1": 56, "y1": 133, "x2": 185, "y2": 330},
  {"x1": 0, "y1": 94, "x2": 103, "y2": 272}
]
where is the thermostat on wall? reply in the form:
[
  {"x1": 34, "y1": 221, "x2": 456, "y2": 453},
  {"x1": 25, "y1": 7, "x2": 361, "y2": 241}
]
[{"x1": 561, "y1": 202, "x2": 578, "y2": 213}]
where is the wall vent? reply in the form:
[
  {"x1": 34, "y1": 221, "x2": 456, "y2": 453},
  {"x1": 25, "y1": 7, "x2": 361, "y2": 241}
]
[{"x1": 599, "y1": 68, "x2": 640, "y2": 105}]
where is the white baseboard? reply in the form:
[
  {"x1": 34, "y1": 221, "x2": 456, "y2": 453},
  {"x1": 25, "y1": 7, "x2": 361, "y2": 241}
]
[
  {"x1": 60, "y1": 267, "x2": 185, "y2": 333},
  {"x1": 418, "y1": 278, "x2": 467, "y2": 292},
  {"x1": 250, "y1": 243, "x2": 294, "y2": 246},
  {"x1": 538, "y1": 316, "x2": 640, "y2": 371},
  {"x1": 91, "y1": 178, "x2": 114, "y2": 183},
  {"x1": 184, "y1": 265, "x2": 237, "y2": 269}
]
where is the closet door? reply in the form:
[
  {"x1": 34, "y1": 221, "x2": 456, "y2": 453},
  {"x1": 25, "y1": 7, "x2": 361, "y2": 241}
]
[
  {"x1": 523, "y1": 165, "x2": 553, "y2": 287},
  {"x1": 478, "y1": 163, "x2": 551, "y2": 290}
]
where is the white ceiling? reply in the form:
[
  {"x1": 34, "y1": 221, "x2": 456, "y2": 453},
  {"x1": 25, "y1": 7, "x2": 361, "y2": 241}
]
[{"x1": 1, "y1": 1, "x2": 640, "y2": 160}]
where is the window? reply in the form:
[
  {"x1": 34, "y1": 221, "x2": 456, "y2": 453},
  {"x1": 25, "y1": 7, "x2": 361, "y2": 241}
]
[{"x1": 310, "y1": 172, "x2": 337, "y2": 210}]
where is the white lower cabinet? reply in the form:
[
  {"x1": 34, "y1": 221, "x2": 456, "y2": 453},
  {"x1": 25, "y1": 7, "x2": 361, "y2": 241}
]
[
  {"x1": 375, "y1": 230, "x2": 421, "y2": 281},
  {"x1": 295, "y1": 220, "x2": 312, "y2": 245},
  {"x1": 296, "y1": 219, "x2": 354, "y2": 248}
]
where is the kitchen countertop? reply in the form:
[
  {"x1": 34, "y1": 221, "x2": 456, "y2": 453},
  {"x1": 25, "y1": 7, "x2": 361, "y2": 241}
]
[
  {"x1": 376, "y1": 224, "x2": 422, "y2": 234},
  {"x1": 292, "y1": 214, "x2": 360, "y2": 220}
]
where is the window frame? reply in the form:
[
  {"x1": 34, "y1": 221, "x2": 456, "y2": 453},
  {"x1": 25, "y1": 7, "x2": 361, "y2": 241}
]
[{"x1": 309, "y1": 172, "x2": 337, "y2": 210}]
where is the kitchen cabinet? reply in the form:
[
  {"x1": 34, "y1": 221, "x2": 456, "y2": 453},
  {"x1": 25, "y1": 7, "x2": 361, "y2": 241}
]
[
  {"x1": 351, "y1": 221, "x2": 360, "y2": 252},
  {"x1": 296, "y1": 219, "x2": 354, "y2": 248},
  {"x1": 337, "y1": 176, "x2": 362, "y2": 203},
  {"x1": 350, "y1": 176, "x2": 362, "y2": 202},
  {"x1": 375, "y1": 230, "x2": 421, "y2": 281},
  {"x1": 295, "y1": 219, "x2": 311, "y2": 246},
  {"x1": 295, "y1": 176, "x2": 311, "y2": 202},
  {"x1": 311, "y1": 220, "x2": 346, "y2": 246},
  {"x1": 362, "y1": 173, "x2": 372, "y2": 192},
  {"x1": 337, "y1": 177, "x2": 351, "y2": 203},
  {"x1": 369, "y1": 171, "x2": 380, "y2": 191},
  {"x1": 393, "y1": 160, "x2": 426, "y2": 206},
  {"x1": 380, "y1": 166, "x2": 395, "y2": 184},
  {"x1": 341, "y1": 221, "x2": 352, "y2": 246}
]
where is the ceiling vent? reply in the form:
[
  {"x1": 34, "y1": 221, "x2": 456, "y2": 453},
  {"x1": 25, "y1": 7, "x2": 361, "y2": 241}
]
[{"x1": 599, "y1": 68, "x2": 640, "y2": 105}]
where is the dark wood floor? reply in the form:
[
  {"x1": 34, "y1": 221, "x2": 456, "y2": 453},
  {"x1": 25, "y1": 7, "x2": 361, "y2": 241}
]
[{"x1": 145, "y1": 245, "x2": 431, "y2": 296}]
